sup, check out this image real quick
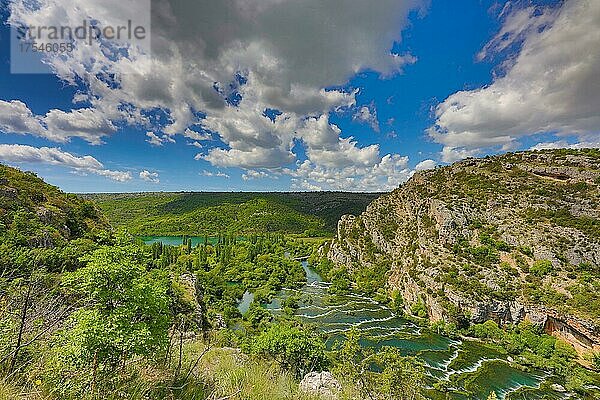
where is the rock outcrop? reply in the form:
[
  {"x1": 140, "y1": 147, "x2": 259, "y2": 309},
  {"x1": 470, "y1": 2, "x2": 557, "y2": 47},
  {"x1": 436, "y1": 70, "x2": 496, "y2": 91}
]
[
  {"x1": 299, "y1": 371, "x2": 342, "y2": 399},
  {"x1": 328, "y1": 149, "x2": 600, "y2": 353}
]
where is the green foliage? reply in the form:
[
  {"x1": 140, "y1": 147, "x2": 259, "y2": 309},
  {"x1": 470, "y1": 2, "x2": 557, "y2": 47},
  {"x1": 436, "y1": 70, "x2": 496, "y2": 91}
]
[
  {"x1": 246, "y1": 324, "x2": 328, "y2": 378},
  {"x1": 0, "y1": 165, "x2": 108, "y2": 248},
  {"x1": 60, "y1": 243, "x2": 172, "y2": 368},
  {"x1": 518, "y1": 246, "x2": 534, "y2": 257},
  {"x1": 328, "y1": 268, "x2": 351, "y2": 295},
  {"x1": 525, "y1": 208, "x2": 600, "y2": 239},
  {"x1": 452, "y1": 236, "x2": 500, "y2": 268},
  {"x1": 333, "y1": 329, "x2": 426, "y2": 400},
  {"x1": 468, "y1": 320, "x2": 503, "y2": 340},
  {"x1": 244, "y1": 302, "x2": 272, "y2": 329},
  {"x1": 467, "y1": 321, "x2": 577, "y2": 373},
  {"x1": 410, "y1": 299, "x2": 428, "y2": 318},
  {"x1": 375, "y1": 347, "x2": 426, "y2": 400},
  {"x1": 530, "y1": 259, "x2": 554, "y2": 277},
  {"x1": 87, "y1": 192, "x2": 379, "y2": 236},
  {"x1": 390, "y1": 289, "x2": 405, "y2": 315}
]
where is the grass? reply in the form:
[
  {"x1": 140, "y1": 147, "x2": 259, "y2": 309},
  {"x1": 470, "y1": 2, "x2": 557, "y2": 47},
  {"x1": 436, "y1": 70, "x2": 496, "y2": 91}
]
[
  {"x1": 191, "y1": 346, "x2": 323, "y2": 400},
  {"x1": 0, "y1": 378, "x2": 21, "y2": 400},
  {"x1": 3, "y1": 341, "x2": 329, "y2": 400}
]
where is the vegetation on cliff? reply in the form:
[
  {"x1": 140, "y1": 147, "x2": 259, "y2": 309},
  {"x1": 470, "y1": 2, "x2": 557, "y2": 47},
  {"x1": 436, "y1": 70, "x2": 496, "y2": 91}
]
[{"x1": 329, "y1": 149, "x2": 600, "y2": 325}]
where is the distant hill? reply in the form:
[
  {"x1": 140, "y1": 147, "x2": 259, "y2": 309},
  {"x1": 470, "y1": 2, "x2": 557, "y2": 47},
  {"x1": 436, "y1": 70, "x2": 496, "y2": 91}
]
[
  {"x1": 84, "y1": 191, "x2": 381, "y2": 236},
  {"x1": 0, "y1": 164, "x2": 108, "y2": 247}
]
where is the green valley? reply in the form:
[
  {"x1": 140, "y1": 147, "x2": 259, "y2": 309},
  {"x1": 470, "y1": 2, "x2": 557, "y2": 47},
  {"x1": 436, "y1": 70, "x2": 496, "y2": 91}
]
[
  {"x1": 84, "y1": 191, "x2": 380, "y2": 236},
  {"x1": 2, "y1": 150, "x2": 600, "y2": 400}
]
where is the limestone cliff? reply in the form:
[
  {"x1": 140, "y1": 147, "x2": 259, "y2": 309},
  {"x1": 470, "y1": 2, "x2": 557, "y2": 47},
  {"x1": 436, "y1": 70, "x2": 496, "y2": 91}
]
[{"x1": 328, "y1": 149, "x2": 600, "y2": 352}]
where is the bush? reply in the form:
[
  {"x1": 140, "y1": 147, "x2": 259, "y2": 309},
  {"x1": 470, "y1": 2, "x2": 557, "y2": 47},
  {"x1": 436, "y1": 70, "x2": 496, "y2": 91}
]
[
  {"x1": 247, "y1": 324, "x2": 328, "y2": 377},
  {"x1": 244, "y1": 302, "x2": 272, "y2": 329},
  {"x1": 469, "y1": 320, "x2": 503, "y2": 340},
  {"x1": 530, "y1": 259, "x2": 553, "y2": 277},
  {"x1": 410, "y1": 300, "x2": 428, "y2": 318}
]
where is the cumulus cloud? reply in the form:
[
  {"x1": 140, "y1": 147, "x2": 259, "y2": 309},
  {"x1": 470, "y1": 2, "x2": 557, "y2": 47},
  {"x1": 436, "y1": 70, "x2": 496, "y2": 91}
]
[
  {"x1": 415, "y1": 159, "x2": 437, "y2": 171},
  {"x1": 242, "y1": 170, "x2": 271, "y2": 181},
  {"x1": 184, "y1": 128, "x2": 212, "y2": 141},
  {"x1": 139, "y1": 170, "x2": 160, "y2": 183},
  {"x1": 6, "y1": 0, "x2": 423, "y2": 190},
  {"x1": 430, "y1": 1, "x2": 600, "y2": 162},
  {"x1": 0, "y1": 144, "x2": 131, "y2": 181},
  {"x1": 0, "y1": 100, "x2": 117, "y2": 144},
  {"x1": 353, "y1": 103, "x2": 380, "y2": 132},
  {"x1": 288, "y1": 153, "x2": 412, "y2": 192},
  {"x1": 145, "y1": 131, "x2": 175, "y2": 146},
  {"x1": 0, "y1": 100, "x2": 45, "y2": 136},
  {"x1": 43, "y1": 108, "x2": 117, "y2": 145}
]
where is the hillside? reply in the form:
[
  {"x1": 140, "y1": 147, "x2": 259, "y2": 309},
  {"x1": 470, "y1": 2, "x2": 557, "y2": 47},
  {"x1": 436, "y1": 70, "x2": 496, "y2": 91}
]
[
  {"x1": 84, "y1": 192, "x2": 380, "y2": 236},
  {"x1": 327, "y1": 149, "x2": 600, "y2": 353},
  {"x1": 0, "y1": 164, "x2": 108, "y2": 248}
]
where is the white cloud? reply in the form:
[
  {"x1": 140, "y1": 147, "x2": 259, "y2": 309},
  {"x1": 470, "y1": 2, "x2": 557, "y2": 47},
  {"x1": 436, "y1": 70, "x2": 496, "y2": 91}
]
[
  {"x1": 0, "y1": 100, "x2": 117, "y2": 144},
  {"x1": 184, "y1": 128, "x2": 212, "y2": 141},
  {"x1": 145, "y1": 131, "x2": 175, "y2": 147},
  {"x1": 43, "y1": 108, "x2": 116, "y2": 145},
  {"x1": 0, "y1": 100, "x2": 45, "y2": 136},
  {"x1": 0, "y1": 100, "x2": 116, "y2": 145},
  {"x1": 415, "y1": 159, "x2": 437, "y2": 171},
  {"x1": 353, "y1": 104, "x2": 380, "y2": 132},
  {"x1": 242, "y1": 170, "x2": 271, "y2": 181},
  {"x1": 287, "y1": 153, "x2": 412, "y2": 192},
  {"x1": 0, "y1": 144, "x2": 131, "y2": 182},
  {"x1": 200, "y1": 170, "x2": 230, "y2": 178},
  {"x1": 298, "y1": 115, "x2": 380, "y2": 169},
  {"x1": 530, "y1": 138, "x2": 600, "y2": 151},
  {"x1": 6, "y1": 0, "x2": 423, "y2": 187},
  {"x1": 430, "y1": 1, "x2": 600, "y2": 161},
  {"x1": 139, "y1": 170, "x2": 160, "y2": 183}
]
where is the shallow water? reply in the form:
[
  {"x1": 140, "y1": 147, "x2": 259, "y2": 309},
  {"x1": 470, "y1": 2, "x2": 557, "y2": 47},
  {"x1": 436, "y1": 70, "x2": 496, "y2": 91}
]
[
  {"x1": 142, "y1": 237, "x2": 575, "y2": 399},
  {"x1": 262, "y1": 262, "x2": 572, "y2": 400},
  {"x1": 141, "y1": 235, "x2": 226, "y2": 246}
]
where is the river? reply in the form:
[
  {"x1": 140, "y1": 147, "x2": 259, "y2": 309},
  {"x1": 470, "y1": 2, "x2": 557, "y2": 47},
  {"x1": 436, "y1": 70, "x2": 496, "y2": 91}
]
[
  {"x1": 142, "y1": 237, "x2": 573, "y2": 399},
  {"x1": 258, "y1": 261, "x2": 571, "y2": 400}
]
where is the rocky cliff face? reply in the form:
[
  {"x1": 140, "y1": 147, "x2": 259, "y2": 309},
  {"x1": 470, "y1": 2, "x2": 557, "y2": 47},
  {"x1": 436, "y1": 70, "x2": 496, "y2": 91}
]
[{"x1": 328, "y1": 149, "x2": 600, "y2": 352}]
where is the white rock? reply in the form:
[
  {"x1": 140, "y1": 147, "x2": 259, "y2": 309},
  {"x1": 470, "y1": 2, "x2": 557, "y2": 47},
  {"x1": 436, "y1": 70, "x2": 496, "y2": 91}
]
[
  {"x1": 299, "y1": 371, "x2": 342, "y2": 399},
  {"x1": 551, "y1": 383, "x2": 566, "y2": 392}
]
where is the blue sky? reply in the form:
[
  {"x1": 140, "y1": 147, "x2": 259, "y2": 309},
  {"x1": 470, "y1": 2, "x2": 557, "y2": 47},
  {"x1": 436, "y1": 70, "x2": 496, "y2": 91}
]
[{"x1": 0, "y1": 0, "x2": 598, "y2": 192}]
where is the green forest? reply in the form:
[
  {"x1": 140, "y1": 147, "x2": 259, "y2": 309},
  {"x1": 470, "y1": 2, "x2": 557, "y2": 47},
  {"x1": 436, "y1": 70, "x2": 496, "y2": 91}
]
[{"x1": 84, "y1": 192, "x2": 380, "y2": 236}]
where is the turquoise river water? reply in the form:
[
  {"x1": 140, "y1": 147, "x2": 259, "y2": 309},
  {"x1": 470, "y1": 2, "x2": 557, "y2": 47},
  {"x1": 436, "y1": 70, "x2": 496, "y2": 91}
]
[
  {"x1": 249, "y1": 261, "x2": 573, "y2": 400},
  {"x1": 143, "y1": 237, "x2": 582, "y2": 399}
]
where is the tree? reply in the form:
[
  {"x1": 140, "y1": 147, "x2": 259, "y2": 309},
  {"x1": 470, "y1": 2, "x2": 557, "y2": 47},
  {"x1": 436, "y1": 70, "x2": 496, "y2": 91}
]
[
  {"x1": 375, "y1": 347, "x2": 425, "y2": 400},
  {"x1": 248, "y1": 324, "x2": 328, "y2": 378},
  {"x1": 244, "y1": 302, "x2": 272, "y2": 329},
  {"x1": 59, "y1": 244, "x2": 171, "y2": 383}
]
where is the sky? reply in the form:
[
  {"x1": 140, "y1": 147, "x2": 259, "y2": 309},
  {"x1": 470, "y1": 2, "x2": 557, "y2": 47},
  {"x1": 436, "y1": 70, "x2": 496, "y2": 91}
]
[{"x1": 0, "y1": 0, "x2": 598, "y2": 193}]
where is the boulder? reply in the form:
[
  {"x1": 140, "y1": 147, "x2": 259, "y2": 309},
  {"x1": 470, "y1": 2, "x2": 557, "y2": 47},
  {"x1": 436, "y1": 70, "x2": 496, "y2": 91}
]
[{"x1": 299, "y1": 371, "x2": 341, "y2": 399}]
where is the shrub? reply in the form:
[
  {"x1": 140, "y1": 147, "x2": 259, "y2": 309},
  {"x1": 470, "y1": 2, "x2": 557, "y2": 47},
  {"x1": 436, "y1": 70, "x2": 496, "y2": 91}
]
[
  {"x1": 530, "y1": 260, "x2": 553, "y2": 277},
  {"x1": 247, "y1": 324, "x2": 328, "y2": 378}
]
